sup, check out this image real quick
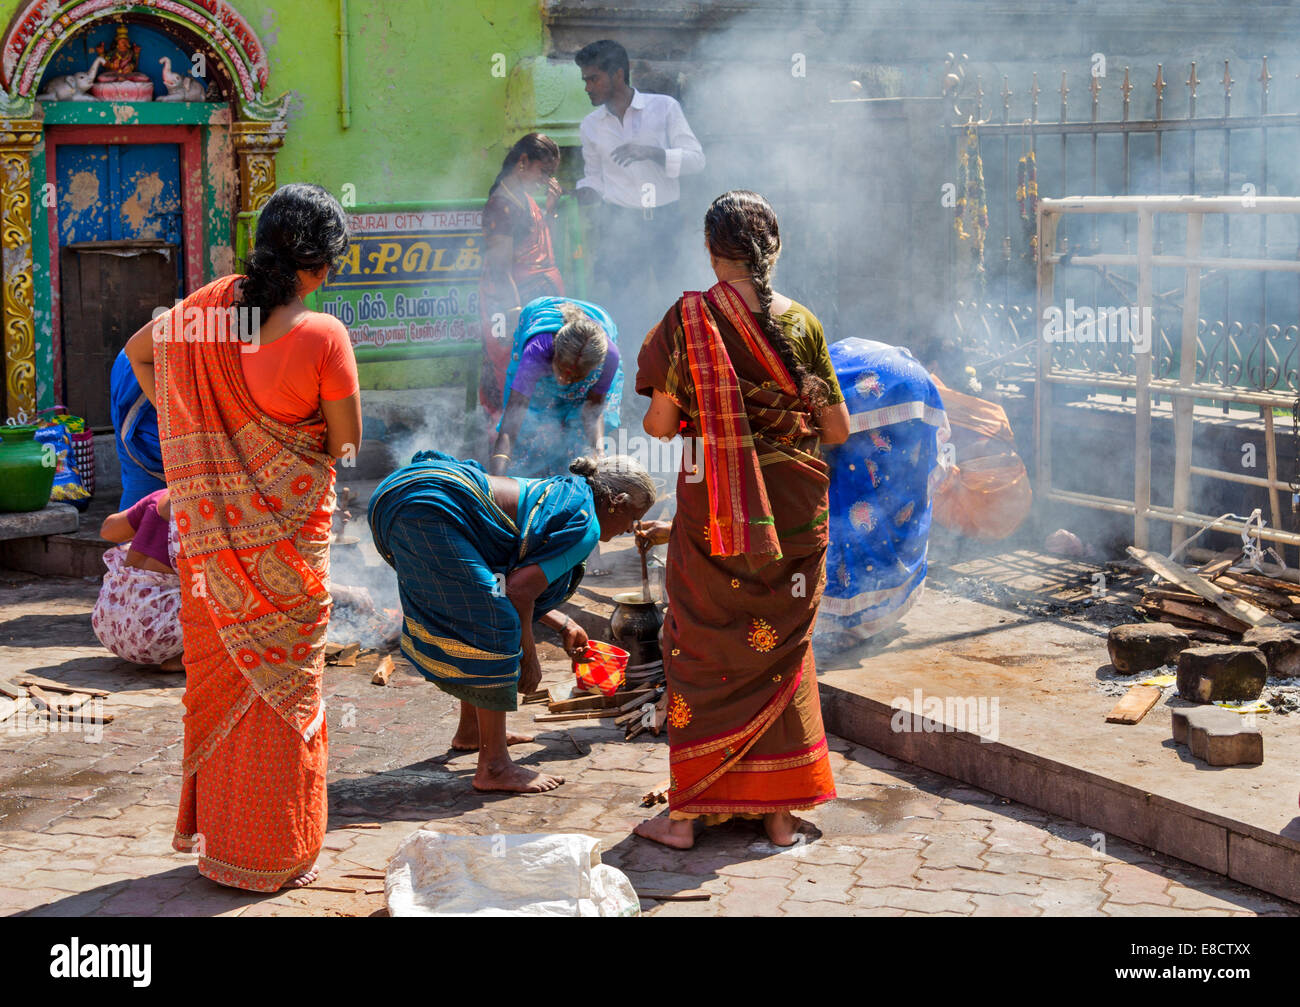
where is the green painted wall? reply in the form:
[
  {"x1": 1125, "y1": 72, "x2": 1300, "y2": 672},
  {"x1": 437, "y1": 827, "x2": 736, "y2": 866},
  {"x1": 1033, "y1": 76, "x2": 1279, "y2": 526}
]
[
  {"x1": 241, "y1": 1, "x2": 548, "y2": 202},
  {"x1": 0, "y1": 0, "x2": 564, "y2": 403},
  {"x1": 236, "y1": 1, "x2": 552, "y2": 390}
]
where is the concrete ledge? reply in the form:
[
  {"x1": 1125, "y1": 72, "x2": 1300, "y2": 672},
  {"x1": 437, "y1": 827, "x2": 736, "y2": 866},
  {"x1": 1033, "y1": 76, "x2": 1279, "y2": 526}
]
[
  {"x1": 819, "y1": 675, "x2": 1300, "y2": 905},
  {"x1": 0, "y1": 503, "x2": 78, "y2": 542},
  {"x1": 0, "y1": 530, "x2": 107, "y2": 579}
]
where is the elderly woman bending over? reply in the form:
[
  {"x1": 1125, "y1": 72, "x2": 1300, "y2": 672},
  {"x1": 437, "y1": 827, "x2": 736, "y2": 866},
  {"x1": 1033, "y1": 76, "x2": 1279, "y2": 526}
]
[
  {"x1": 489, "y1": 297, "x2": 622, "y2": 476},
  {"x1": 370, "y1": 451, "x2": 656, "y2": 793}
]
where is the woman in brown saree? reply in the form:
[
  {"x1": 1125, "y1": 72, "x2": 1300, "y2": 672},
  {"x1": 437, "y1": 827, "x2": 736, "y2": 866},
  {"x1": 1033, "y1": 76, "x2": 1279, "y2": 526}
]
[{"x1": 634, "y1": 190, "x2": 850, "y2": 848}]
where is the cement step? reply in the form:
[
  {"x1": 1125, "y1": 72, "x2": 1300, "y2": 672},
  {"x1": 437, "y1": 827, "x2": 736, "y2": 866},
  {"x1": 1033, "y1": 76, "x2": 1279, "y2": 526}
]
[
  {"x1": 812, "y1": 570, "x2": 1300, "y2": 906},
  {"x1": 0, "y1": 503, "x2": 78, "y2": 542}
]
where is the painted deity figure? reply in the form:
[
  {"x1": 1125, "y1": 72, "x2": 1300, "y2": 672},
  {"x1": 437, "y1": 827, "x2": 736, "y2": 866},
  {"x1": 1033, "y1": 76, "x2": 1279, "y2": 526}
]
[{"x1": 96, "y1": 24, "x2": 149, "y2": 82}]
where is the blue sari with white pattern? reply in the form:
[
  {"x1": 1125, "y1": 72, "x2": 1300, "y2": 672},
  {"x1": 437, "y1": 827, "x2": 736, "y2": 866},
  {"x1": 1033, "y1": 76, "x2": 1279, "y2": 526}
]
[
  {"x1": 498, "y1": 297, "x2": 623, "y2": 476},
  {"x1": 819, "y1": 339, "x2": 947, "y2": 640}
]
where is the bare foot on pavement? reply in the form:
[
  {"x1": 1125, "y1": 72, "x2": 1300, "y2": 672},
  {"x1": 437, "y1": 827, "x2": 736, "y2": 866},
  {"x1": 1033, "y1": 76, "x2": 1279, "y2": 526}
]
[
  {"x1": 282, "y1": 867, "x2": 319, "y2": 888},
  {"x1": 472, "y1": 763, "x2": 564, "y2": 793},
  {"x1": 634, "y1": 815, "x2": 696, "y2": 849},
  {"x1": 763, "y1": 811, "x2": 809, "y2": 847}
]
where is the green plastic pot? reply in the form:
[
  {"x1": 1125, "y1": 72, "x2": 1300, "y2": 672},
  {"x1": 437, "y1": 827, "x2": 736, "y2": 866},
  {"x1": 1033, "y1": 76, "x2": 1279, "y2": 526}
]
[{"x1": 0, "y1": 424, "x2": 56, "y2": 512}]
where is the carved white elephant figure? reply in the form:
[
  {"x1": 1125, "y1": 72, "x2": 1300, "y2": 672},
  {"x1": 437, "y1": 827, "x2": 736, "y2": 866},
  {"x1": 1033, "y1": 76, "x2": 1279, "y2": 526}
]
[
  {"x1": 157, "y1": 57, "x2": 208, "y2": 102},
  {"x1": 37, "y1": 55, "x2": 104, "y2": 101}
]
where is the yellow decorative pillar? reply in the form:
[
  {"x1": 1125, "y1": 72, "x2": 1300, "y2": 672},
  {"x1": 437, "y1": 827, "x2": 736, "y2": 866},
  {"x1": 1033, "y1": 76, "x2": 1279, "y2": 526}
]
[
  {"x1": 231, "y1": 119, "x2": 287, "y2": 213},
  {"x1": 0, "y1": 118, "x2": 40, "y2": 420}
]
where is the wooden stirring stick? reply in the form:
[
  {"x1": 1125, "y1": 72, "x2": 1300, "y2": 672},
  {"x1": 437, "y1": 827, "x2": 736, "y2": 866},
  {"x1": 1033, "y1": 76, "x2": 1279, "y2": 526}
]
[{"x1": 636, "y1": 521, "x2": 651, "y2": 601}]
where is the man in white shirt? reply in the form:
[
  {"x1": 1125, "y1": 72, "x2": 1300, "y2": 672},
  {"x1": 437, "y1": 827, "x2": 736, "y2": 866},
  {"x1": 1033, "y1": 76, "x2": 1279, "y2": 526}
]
[{"x1": 573, "y1": 40, "x2": 705, "y2": 380}]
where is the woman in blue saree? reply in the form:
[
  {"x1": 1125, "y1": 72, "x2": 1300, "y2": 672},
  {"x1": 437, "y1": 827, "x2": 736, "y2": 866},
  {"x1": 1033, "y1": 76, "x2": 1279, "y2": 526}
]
[
  {"x1": 489, "y1": 297, "x2": 623, "y2": 477},
  {"x1": 369, "y1": 450, "x2": 655, "y2": 793},
  {"x1": 818, "y1": 338, "x2": 948, "y2": 647},
  {"x1": 109, "y1": 347, "x2": 165, "y2": 509}
]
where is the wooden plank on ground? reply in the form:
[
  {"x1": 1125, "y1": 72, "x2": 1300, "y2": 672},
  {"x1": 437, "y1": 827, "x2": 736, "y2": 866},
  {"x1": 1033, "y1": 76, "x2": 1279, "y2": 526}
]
[
  {"x1": 55, "y1": 693, "x2": 92, "y2": 716},
  {"x1": 18, "y1": 676, "x2": 109, "y2": 697},
  {"x1": 0, "y1": 679, "x2": 24, "y2": 700},
  {"x1": 1139, "y1": 597, "x2": 1250, "y2": 634},
  {"x1": 533, "y1": 708, "x2": 626, "y2": 723},
  {"x1": 1141, "y1": 588, "x2": 1207, "y2": 605},
  {"x1": 325, "y1": 642, "x2": 360, "y2": 667},
  {"x1": 1219, "y1": 570, "x2": 1300, "y2": 602},
  {"x1": 1213, "y1": 575, "x2": 1293, "y2": 610},
  {"x1": 1128, "y1": 547, "x2": 1280, "y2": 628},
  {"x1": 546, "y1": 688, "x2": 652, "y2": 714},
  {"x1": 1106, "y1": 685, "x2": 1162, "y2": 724}
]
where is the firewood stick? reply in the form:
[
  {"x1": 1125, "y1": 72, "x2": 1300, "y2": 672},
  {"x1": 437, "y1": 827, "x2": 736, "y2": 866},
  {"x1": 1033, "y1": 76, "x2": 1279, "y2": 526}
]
[
  {"x1": 636, "y1": 889, "x2": 712, "y2": 901},
  {"x1": 534, "y1": 708, "x2": 626, "y2": 723},
  {"x1": 616, "y1": 692, "x2": 664, "y2": 728},
  {"x1": 546, "y1": 687, "x2": 653, "y2": 714},
  {"x1": 18, "y1": 676, "x2": 109, "y2": 697},
  {"x1": 56, "y1": 693, "x2": 92, "y2": 715},
  {"x1": 370, "y1": 655, "x2": 395, "y2": 686}
]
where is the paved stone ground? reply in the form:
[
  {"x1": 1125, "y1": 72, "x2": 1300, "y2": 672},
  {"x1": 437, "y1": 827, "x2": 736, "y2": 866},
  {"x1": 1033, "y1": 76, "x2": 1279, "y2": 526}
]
[{"x1": 1, "y1": 570, "x2": 1295, "y2": 917}]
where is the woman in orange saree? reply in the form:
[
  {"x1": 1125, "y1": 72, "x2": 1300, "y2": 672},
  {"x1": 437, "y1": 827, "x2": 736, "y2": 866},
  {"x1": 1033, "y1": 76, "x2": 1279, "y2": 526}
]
[
  {"x1": 634, "y1": 190, "x2": 850, "y2": 849},
  {"x1": 479, "y1": 133, "x2": 565, "y2": 420},
  {"x1": 125, "y1": 183, "x2": 360, "y2": 890}
]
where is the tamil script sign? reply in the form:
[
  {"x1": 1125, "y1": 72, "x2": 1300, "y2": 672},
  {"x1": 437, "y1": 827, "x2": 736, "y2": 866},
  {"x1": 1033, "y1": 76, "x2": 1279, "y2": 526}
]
[{"x1": 317, "y1": 205, "x2": 483, "y2": 352}]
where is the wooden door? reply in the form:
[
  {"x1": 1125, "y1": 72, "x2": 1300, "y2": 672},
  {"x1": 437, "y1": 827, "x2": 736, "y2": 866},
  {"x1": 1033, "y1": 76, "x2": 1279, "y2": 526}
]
[
  {"x1": 56, "y1": 142, "x2": 182, "y2": 428},
  {"x1": 59, "y1": 242, "x2": 178, "y2": 428}
]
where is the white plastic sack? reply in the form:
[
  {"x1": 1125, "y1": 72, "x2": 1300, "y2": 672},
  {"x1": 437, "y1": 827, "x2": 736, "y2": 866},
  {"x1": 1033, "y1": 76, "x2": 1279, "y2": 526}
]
[{"x1": 385, "y1": 829, "x2": 640, "y2": 917}]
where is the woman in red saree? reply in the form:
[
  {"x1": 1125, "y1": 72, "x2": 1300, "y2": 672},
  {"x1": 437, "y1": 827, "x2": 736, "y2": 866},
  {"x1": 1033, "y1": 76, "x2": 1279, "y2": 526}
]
[
  {"x1": 635, "y1": 190, "x2": 850, "y2": 848},
  {"x1": 125, "y1": 183, "x2": 361, "y2": 890},
  {"x1": 480, "y1": 133, "x2": 566, "y2": 420}
]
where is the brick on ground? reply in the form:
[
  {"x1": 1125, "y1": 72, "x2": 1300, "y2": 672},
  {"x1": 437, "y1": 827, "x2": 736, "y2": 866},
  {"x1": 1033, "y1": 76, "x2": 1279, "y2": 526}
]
[
  {"x1": 1175, "y1": 645, "x2": 1267, "y2": 702},
  {"x1": 1107, "y1": 623, "x2": 1191, "y2": 673},
  {"x1": 1171, "y1": 706, "x2": 1263, "y2": 767}
]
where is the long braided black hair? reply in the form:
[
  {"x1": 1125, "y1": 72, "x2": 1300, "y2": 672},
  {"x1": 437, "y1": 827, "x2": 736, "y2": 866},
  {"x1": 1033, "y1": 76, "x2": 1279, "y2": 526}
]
[
  {"x1": 704, "y1": 190, "x2": 828, "y2": 412},
  {"x1": 238, "y1": 183, "x2": 350, "y2": 317}
]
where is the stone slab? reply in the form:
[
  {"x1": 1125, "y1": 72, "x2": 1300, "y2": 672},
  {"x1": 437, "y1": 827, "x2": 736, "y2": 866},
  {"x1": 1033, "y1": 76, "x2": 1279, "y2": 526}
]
[{"x1": 0, "y1": 503, "x2": 78, "y2": 542}]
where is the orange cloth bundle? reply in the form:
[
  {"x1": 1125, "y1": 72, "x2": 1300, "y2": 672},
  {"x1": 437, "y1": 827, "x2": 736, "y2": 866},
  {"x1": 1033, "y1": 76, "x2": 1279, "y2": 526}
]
[{"x1": 930, "y1": 374, "x2": 1032, "y2": 540}]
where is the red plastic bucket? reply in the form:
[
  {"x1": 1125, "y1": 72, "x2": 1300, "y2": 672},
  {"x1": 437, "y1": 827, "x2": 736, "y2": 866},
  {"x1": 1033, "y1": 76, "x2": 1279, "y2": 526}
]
[{"x1": 574, "y1": 640, "x2": 629, "y2": 696}]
